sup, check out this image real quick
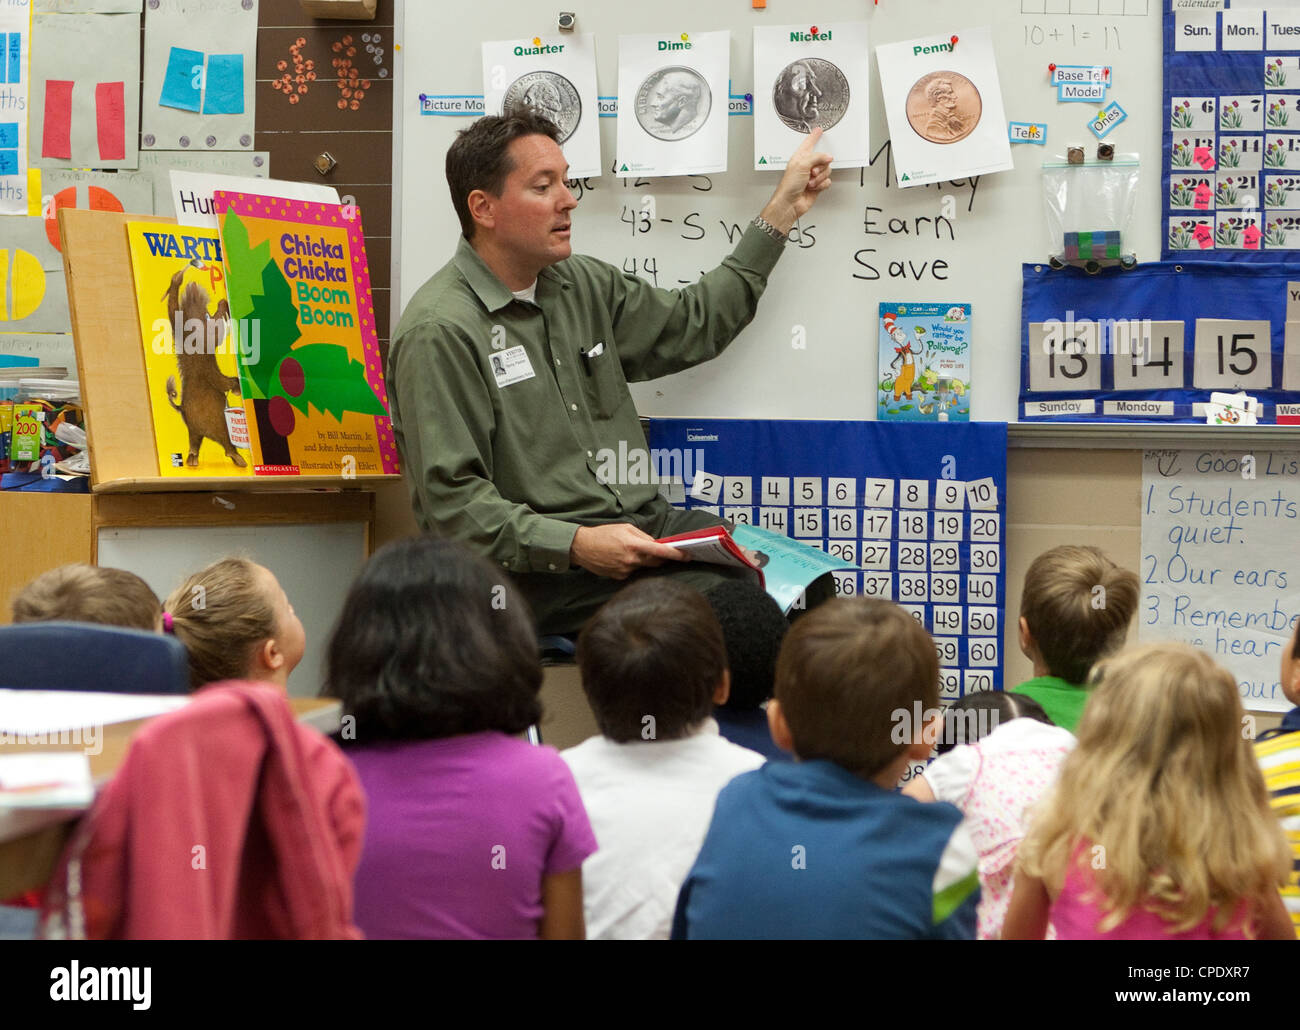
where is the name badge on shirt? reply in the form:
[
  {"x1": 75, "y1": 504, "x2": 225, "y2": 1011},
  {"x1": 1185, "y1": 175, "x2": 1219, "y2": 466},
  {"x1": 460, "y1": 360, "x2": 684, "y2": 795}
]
[{"x1": 490, "y1": 345, "x2": 536, "y2": 388}]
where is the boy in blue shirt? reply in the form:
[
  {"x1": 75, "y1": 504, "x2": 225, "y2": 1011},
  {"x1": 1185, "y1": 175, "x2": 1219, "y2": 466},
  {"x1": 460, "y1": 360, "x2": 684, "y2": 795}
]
[{"x1": 672, "y1": 597, "x2": 980, "y2": 939}]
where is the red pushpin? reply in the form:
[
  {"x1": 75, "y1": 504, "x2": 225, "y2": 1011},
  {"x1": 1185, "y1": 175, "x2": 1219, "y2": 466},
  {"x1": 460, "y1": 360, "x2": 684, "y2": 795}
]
[
  {"x1": 1048, "y1": 63, "x2": 1056, "y2": 73},
  {"x1": 810, "y1": 25, "x2": 819, "y2": 34},
  {"x1": 1103, "y1": 67, "x2": 1111, "y2": 78},
  {"x1": 950, "y1": 34, "x2": 959, "y2": 48}
]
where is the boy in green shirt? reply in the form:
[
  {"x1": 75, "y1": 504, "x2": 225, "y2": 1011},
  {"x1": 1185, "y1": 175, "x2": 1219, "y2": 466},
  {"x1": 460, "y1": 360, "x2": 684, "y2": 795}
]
[{"x1": 1012, "y1": 545, "x2": 1139, "y2": 732}]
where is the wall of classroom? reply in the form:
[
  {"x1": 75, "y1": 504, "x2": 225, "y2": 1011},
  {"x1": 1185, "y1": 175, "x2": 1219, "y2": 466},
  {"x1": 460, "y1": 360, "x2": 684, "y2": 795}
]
[
  {"x1": 379, "y1": 0, "x2": 1300, "y2": 723},
  {"x1": 394, "y1": 0, "x2": 1160, "y2": 424},
  {"x1": 6, "y1": 1, "x2": 1288, "y2": 723}
]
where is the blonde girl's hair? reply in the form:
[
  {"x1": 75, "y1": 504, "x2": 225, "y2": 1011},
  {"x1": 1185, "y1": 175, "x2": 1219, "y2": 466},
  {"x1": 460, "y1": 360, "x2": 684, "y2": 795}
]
[
  {"x1": 1017, "y1": 642, "x2": 1291, "y2": 935},
  {"x1": 163, "y1": 557, "x2": 277, "y2": 691}
]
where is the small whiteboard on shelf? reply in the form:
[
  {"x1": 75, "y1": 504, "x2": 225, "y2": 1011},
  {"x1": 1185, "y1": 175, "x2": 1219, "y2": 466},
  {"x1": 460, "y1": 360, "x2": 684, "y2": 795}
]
[{"x1": 97, "y1": 521, "x2": 367, "y2": 698}]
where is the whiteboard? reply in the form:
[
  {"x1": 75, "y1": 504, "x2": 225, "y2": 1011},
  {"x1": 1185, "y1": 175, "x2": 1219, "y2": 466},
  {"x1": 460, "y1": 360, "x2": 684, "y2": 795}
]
[
  {"x1": 97, "y1": 523, "x2": 368, "y2": 698},
  {"x1": 394, "y1": 1, "x2": 1161, "y2": 423}
]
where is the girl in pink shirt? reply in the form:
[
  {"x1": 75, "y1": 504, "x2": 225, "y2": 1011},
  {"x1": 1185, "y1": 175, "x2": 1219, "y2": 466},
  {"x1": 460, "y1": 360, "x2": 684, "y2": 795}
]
[{"x1": 1004, "y1": 642, "x2": 1294, "y2": 940}]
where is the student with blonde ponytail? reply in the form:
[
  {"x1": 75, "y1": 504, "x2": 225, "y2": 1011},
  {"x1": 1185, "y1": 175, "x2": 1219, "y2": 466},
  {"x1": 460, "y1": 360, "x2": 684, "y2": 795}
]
[
  {"x1": 1004, "y1": 643, "x2": 1294, "y2": 940},
  {"x1": 163, "y1": 557, "x2": 306, "y2": 691}
]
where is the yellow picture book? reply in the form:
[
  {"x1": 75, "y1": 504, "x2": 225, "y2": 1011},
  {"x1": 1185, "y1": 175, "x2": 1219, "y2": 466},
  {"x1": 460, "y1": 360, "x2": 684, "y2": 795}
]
[{"x1": 125, "y1": 222, "x2": 253, "y2": 478}]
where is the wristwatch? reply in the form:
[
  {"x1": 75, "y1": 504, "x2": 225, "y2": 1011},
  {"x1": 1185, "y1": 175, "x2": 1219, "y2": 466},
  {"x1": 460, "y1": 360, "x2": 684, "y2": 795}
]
[{"x1": 752, "y1": 215, "x2": 790, "y2": 245}]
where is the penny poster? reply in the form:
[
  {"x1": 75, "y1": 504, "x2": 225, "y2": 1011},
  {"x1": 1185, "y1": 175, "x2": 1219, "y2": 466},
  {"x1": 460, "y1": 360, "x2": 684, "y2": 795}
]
[
  {"x1": 615, "y1": 30, "x2": 729, "y2": 178},
  {"x1": 752, "y1": 22, "x2": 871, "y2": 172},
  {"x1": 875, "y1": 25, "x2": 1012, "y2": 189},
  {"x1": 482, "y1": 32, "x2": 601, "y2": 180}
]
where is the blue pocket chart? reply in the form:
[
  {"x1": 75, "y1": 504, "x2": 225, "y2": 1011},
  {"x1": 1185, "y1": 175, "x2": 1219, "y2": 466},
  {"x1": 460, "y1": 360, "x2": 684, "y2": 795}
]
[
  {"x1": 159, "y1": 46, "x2": 203, "y2": 112},
  {"x1": 202, "y1": 53, "x2": 243, "y2": 115},
  {"x1": 1163, "y1": 2, "x2": 1300, "y2": 259},
  {"x1": 1021, "y1": 260, "x2": 1300, "y2": 423},
  {"x1": 646, "y1": 418, "x2": 1009, "y2": 700}
]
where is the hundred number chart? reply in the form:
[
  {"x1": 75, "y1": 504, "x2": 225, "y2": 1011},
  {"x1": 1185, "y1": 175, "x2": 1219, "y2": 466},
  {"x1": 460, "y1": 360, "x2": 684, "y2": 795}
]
[{"x1": 647, "y1": 419, "x2": 1008, "y2": 699}]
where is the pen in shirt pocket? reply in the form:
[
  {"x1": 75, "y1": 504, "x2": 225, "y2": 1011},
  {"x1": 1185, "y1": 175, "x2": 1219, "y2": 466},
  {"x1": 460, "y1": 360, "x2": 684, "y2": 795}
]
[{"x1": 580, "y1": 340, "x2": 606, "y2": 376}]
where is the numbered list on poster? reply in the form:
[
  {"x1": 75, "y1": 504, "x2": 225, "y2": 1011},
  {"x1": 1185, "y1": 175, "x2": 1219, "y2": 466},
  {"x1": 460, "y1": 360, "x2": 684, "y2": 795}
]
[{"x1": 1141, "y1": 448, "x2": 1300, "y2": 711}]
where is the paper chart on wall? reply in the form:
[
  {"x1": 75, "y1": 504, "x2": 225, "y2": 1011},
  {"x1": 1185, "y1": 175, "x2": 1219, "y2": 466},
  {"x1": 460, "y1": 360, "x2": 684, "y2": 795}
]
[
  {"x1": 136, "y1": 149, "x2": 268, "y2": 211},
  {"x1": 29, "y1": 11, "x2": 140, "y2": 169},
  {"x1": 141, "y1": 0, "x2": 257, "y2": 151},
  {"x1": 0, "y1": 332, "x2": 76, "y2": 372},
  {"x1": 1140, "y1": 448, "x2": 1300, "y2": 713},
  {"x1": 875, "y1": 25, "x2": 1012, "y2": 188},
  {"x1": 0, "y1": 0, "x2": 33, "y2": 215},
  {"x1": 615, "y1": 30, "x2": 729, "y2": 177},
  {"x1": 0, "y1": 216, "x2": 70, "y2": 332},
  {"x1": 38, "y1": 167, "x2": 155, "y2": 252},
  {"x1": 482, "y1": 32, "x2": 601, "y2": 179},
  {"x1": 753, "y1": 22, "x2": 871, "y2": 171},
  {"x1": 35, "y1": 0, "x2": 140, "y2": 11}
]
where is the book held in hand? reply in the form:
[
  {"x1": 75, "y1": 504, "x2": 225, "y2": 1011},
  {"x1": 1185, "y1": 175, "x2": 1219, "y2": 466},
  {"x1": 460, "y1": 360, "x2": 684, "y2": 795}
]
[{"x1": 658, "y1": 522, "x2": 855, "y2": 613}]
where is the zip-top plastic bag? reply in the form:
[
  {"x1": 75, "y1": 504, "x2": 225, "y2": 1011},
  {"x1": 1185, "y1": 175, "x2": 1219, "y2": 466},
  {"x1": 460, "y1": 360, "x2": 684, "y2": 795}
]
[{"x1": 1042, "y1": 154, "x2": 1140, "y2": 272}]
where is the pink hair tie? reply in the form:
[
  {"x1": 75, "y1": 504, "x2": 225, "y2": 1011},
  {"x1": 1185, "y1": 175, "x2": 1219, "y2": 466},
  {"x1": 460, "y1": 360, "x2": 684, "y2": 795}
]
[{"x1": 162, "y1": 612, "x2": 174, "y2": 633}]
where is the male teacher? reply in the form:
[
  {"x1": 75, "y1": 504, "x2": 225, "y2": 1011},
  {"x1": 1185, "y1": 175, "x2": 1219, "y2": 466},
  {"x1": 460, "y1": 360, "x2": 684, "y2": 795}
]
[{"x1": 388, "y1": 111, "x2": 832, "y2": 635}]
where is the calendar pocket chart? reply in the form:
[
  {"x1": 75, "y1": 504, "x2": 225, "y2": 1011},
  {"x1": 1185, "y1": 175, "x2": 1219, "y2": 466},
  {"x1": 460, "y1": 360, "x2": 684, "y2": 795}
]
[
  {"x1": 1164, "y1": 1, "x2": 1300, "y2": 259},
  {"x1": 646, "y1": 418, "x2": 1008, "y2": 698},
  {"x1": 1021, "y1": 260, "x2": 1300, "y2": 423}
]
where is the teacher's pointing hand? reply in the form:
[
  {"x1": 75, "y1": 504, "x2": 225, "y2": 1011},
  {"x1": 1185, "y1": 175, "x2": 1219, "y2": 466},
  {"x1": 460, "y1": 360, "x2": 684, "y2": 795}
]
[{"x1": 760, "y1": 127, "x2": 834, "y2": 235}]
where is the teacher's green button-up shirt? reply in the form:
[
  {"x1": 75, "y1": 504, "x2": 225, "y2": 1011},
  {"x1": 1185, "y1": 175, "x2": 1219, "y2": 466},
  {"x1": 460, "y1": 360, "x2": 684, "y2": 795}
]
[{"x1": 387, "y1": 224, "x2": 784, "y2": 575}]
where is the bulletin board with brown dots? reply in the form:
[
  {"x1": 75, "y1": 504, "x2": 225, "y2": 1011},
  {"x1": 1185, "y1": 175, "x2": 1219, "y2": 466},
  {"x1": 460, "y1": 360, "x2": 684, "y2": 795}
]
[
  {"x1": 256, "y1": 0, "x2": 395, "y2": 353},
  {"x1": 1, "y1": 1, "x2": 397, "y2": 432}
]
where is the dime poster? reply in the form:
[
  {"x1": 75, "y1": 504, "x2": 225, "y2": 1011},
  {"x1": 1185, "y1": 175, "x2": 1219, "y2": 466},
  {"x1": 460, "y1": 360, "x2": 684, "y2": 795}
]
[
  {"x1": 752, "y1": 22, "x2": 871, "y2": 172},
  {"x1": 482, "y1": 31, "x2": 601, "y2": 180},
  {"x1": 615, "y1": 30, "x2": 729, "y2": 178},
  {"x1": 875, "y1": 25, "x2": 1012, "y2": 188}
]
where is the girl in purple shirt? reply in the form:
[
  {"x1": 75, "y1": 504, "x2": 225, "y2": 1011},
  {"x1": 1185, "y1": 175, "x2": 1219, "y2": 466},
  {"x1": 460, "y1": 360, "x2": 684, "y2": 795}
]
[{"x1": 323, "y1": 537, "x2": 596, "y2": 940}]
